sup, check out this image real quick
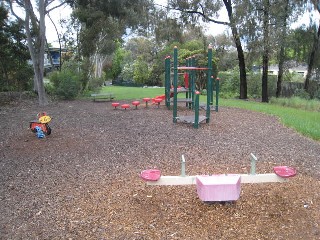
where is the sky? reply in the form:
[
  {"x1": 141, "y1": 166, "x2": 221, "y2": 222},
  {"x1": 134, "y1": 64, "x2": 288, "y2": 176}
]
[{"x1": 44, "y1": 1, "x2": 317, "y2": 47}]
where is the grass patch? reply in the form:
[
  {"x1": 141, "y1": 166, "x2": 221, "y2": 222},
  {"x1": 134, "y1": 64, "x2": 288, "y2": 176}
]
[
  {"x1": 100, "y1": 86, "x2": 165, "y2": 100},
  {"x1": 269, "y1": 97, "x2": 320, "y2": 112}
]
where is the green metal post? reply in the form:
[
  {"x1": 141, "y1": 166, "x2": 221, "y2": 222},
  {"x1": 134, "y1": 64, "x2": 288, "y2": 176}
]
[
  {"x1": 194, "y1": 91, "x2": 200, "y2": 129},
  {"x1": 215, "y1": 77, "x2": 220, "y2": 112},
  {"x1": 185, "y1": 58, "x2": 188, "y2": 107},
  {"x1": 210, "y1": 76, "x2": 214, "y2": 105},
  {"x1": 206, "y1": 46, "x2": 213, "y2": 123},
  {"x1": 187, "y1": 57, "x2": 192, "y2": 109},
  {"x1": 165, "y1": 57, "x2": 171, "y2": 109},
  {"x1": 191, "y1": 56, "x2": 196, "y2": 109},
  {"x1": 173, "y1": 47, "x2": 178, "y2": 123}
]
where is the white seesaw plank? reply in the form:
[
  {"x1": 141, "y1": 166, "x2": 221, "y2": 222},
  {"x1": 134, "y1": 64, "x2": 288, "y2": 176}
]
[{"x1": 146, "y1": 174, "x2": 288, "y2": 186}]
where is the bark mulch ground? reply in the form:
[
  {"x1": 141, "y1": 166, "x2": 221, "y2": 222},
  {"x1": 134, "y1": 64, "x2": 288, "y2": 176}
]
[{"x1": 0, "y1": 98, "x2": 319, "y2": 239}]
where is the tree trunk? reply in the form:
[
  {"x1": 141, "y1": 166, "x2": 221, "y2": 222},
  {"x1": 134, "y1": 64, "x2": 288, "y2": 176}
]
[
  {"x1": 261, "y1": 0, "x2": 270, "y2": 103},
  {"x1": 276, "y1": 45, "x2": 285, "y2": 98},
  {"x1": 304, "y1": 22, "x2": 320, "y2": 92},
  {"x1": 276, "y1": 0, "x2": 289, "y2": 98},
  {"x1": 36, "y1": 0, "x2": 48, "y2": 106},
  {"x1": 23, "y1": 0, "x2": 48, "y2": 105},
  {"x1": 223, "y1": 0, "x2": 247, "y2": 99}
]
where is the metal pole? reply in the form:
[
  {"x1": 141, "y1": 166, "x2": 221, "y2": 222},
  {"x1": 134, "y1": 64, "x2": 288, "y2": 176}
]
[
  {"x1": 194, "y1": 91, "x2": 200, "y2": 129},
  {"x1": 191, "y1": 56, "x2": 196, "y2": 109},
  {"x1": 216, "y1": 77, "x2": 220, "y2": 112},
  {"x1": 181, "y1": 155, "x2": 186, "y2": 177},
  {"x1": 206, "y1": 46, "x2": 213, "y2": 123},
  {"x1": 165, "y1": 56, "x2": 171, "y2": 109},
  {"x1": 250, "y1": 153, "x2": 258, "y2": 175},
  {"x1": 173, "y1": 47, "x2": 178, "y2": 123}
]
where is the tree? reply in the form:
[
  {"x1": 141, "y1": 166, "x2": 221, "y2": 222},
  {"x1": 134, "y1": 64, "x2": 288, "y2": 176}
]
[
  {"x1": 261, "y1": 0, "x2": 270, "y2": 102},
  {"x1": 305, "y1": 0, "x2": 320, "y2": 93},
  {"x1": 275, "y1": 0, "x2": 290, "y2": 98},
  {"x1": 7, "y1": 0, "x2": 69, "y2": 106},
  {"x1": 0, "y1": 3, "x2": 33, "y2": 91},
  {"x1": 223, "y1": 0, "x2": 247, "y2": 99},
  {"x1": 169, "y1": 0, "x2": 248, "y2": 99},
  {"x1": 133, "y1": 56, "x2": 150, "y2": 84},
  {"x1": 74, "y1": 0, "x2": 154, "y2": 89}
]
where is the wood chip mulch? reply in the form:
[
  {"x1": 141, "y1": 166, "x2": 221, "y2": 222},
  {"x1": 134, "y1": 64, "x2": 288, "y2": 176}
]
[{"x1": 0, "y1": 99, "x2": 319, "y2": 239}]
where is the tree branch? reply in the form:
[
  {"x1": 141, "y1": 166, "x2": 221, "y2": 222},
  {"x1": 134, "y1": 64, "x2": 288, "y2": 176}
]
[
  {"x1": 154, "y1": 3, "x2": 230, "y2": 26},
  {"x1": 46, "y1": 1, "x2": 69, "y2": 14},
  {"x1": 7, "y1": 0, "x2": 24, "y2": 22}
]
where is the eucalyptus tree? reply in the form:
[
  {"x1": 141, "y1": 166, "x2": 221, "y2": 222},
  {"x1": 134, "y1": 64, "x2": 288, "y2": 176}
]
[
  {"x1": 305, "y1": 0, "x2": 320, "y2": 93},
  {"x1": 73, "y1": 0, "x2": 154, "y2": 88},
  {"x1": 7, "y1": 0, "x2": 70, "y2": 106},
  {"x1": 238, "y1": 0, "x2": 306, "y2": 101},
  {"x1": 0, "y1": 4, "x2": 32, "y2": 91},
  {"x1": 169, "y1": 0, "x2": 248, "y2": 99}
]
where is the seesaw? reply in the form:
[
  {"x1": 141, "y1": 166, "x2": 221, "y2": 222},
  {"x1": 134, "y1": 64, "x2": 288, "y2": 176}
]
[{"x1": 140, "y1": 154, "x2": 297, "y2": 202}]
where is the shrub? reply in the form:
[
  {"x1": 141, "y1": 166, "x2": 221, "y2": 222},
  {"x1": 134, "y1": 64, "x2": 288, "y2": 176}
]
[
  {"x1": 293, "y1": 88, "x2": 310, "y2": 100},
  {"x1": 87, "y1": 77, "x2": 105, "y2": 91},
  {"x1": 201, "y1": 89, "x2": 207, "y2": 95},
  {"x1": 49, "y1": 70, "x2": 81, "y2": 100},
  {"x1": 314, "y1": 89, "x2": 320, "y2": 100}
]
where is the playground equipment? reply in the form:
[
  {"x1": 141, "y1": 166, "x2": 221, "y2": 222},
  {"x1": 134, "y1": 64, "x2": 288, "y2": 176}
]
[
  {"x1": 30, "y1": 112, "x2": 52, "y2": 137},
  {"x1": 132, "y1": 101, "x2": 140, "y2": 109},
  {"x1": 164, "y1": 46, "x2": 220, "y2": 128},
  {"x1": 140, "y1": 153, "x2": 297, "y2": 202},
  {"x1": 121, "y1": 104, "x2": 130, "y2": 110},
  {"x1": 112, "y1": 95, "x2": 166, "y2": 111},
  {"x1": 143, "y1": 98, "x2": 151, "y2": 107},
  {"x1": 112, "y1": 102, "x2": 120, "y2": 109},
  {"x1": 35, "y1": 126, "x2": 45, "y2": 138}
]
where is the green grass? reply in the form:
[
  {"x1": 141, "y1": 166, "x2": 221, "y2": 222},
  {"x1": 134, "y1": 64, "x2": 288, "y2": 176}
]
[
  {"x1": 100, "y1": 86, "x2": 165, "y2": 100},
  {"x1": 96, "y1": 86, "x2": 320, "y2": 141},
  {"x1": 269, "y1": 96, "x2": 320, "y2": 112}
]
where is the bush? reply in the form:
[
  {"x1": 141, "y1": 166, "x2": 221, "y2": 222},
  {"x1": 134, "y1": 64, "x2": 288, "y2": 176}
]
[
  {"x1": 201, "y1": 89, "x2": 207, "y2": 95},
  {"x1": 87, "y1": 77, "x2": 105, "y2": 91},
  {"x1": 293, "y1": 88, "x2": 310, "y2": 100},
  {"x1": 314, "y1": 89, "x2": 320, "y2": 100},
  {"x1": 49, "y1": 70, "x2": 81, "y2": 100}
]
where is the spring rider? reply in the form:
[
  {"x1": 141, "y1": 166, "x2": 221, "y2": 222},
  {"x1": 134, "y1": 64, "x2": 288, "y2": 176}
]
[{"x1": 30, "y1": 112, "x2": 52, "y2": 138}]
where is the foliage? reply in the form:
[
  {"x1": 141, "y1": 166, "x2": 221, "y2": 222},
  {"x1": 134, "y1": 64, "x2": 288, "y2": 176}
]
[
  {"x1": 49, "y1": 70, "x2": 82, "y2": 100},
  {"x1": 219, "y1": 70, "x2": 280, "y2": 99},
  {"x1": 133, "y1": 56, "x2": 150, "y2": 84},
  {"x1": 87, "y1": 76, "x2": 105, "y2": 92},
  {"x1": 111, "y1": 44, "x2": 130, "y2": 80},
  {"x1": 293, "y1": 88, "x2": 310, "y2": 100},
  {"x1": 0, "y1": 4, "x2": 32, "y2": 91},
  {"x1": 314, "y1": 88, "x2": 320, "y2": 100},
  {"x1": 218, "y1": 70, "x2": 240, "y2": 97}
]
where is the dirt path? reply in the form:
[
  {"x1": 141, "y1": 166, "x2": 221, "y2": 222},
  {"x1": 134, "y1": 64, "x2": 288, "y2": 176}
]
[{"x1": 0, "y1": 99, "x2": 319, "y2": 239}]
